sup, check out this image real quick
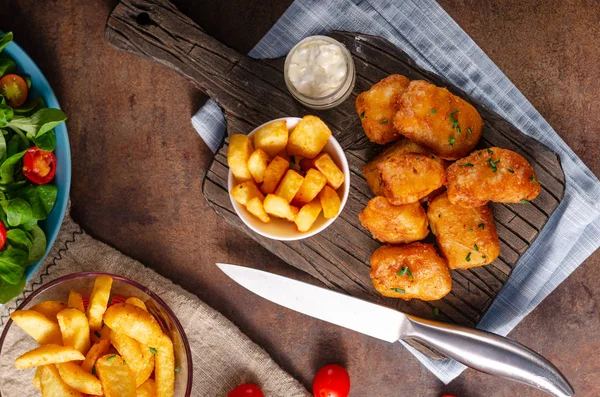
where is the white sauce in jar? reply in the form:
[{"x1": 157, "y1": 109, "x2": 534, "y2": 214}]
[{"x1": 287, "y1": 40, "x2": 348, "y2": 98}]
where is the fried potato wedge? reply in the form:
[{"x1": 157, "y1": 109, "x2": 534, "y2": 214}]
[
  {"x1": 260, "y1": 156, "x2": 290, "y2": 194},
  {"x1": 87, "y1": 275, "x2": 113, "y2": 331},
  {"x1": 231, "y1": 181, "x2": 264, "y2": 206},
  {"x1": 10, "y1": 309, "x2": 63, "y2": 345},
  {"x1": 68, "y1": 289, "x2": 85, "y2": 312},
  {"x1": 370, "y1": 243, "x2": 452, "y2": 300},
  {"x1": 263, "y1": 194, "x2": 298, "y2": 221},
  {"x1": 137, "y1": 379, "x2": 157, "y2": 397},
  {"x1": 82, "y1": 339, "x2": 111, "y2": 373},
  {"x1": 103, "y1": 303, "x2": 163, "y2": 347},
  {"x1": 247, "y1": 149, "x2": 271, "y2": 184},
  {"x1": 314, "y1": 153, "x2": 344, "y2": 190},
  {"x1": 155, "y1": 334, "x2": 175, "y2": 397},
  {"x1": 136, "y1": 344, "x2": 156, "y2": 387},
  {"x1": 274, "y1": 170, "x2": 304, "y2": 203},
  {"x1": 15, "y1": 344, "x2": 85, "y2": 370},
  {"x1": 356, "y1": 74, "x2": 410, "y2": 144},
  {"x1": 446, "y1": 147, "x2": 541, "y2": 207},
  {"x1": 33, "y1": 365, "x2": 43, "y2": 390},
  {"x1": 125, "y1": 297, "x2": 147, "y2": 311},
  {"x1": 227, "y1": 134, "x2": 254, "y2": 182},
  {"x1": 428, "y1": 192, "x2": 500, "y2": 270},
  {"x1": 377, "y1": 153, "x2": 446, "y2": 205},
  {"x1": 293, "y1": 169, "x2": 327, "y2": 205},
  {"x1": 359, "y1": 197, "x2": 429, "y2": 244},
  {"x1": 96, "y1": 354, "x2": 136, "y2": 397},
  {"x1": 110, "y1": 329, "x2": 145, "y2": 374},
  {"x1": 40, "y1": 364, "x2": 84, "y2": 397},
  {"x1": 30, "y1": 300, "x2": 66, "y2": 321},
  {"x1": 295, "y1": 199, "x2": 322, "y2": 232},
  {"x1": 318, "y1": 186, "x2": 341, "y2": 219},
  {"x1": 393, "y1": 80, "x2": 484, "y2": 159},
  {"x1": 56, "y1": 361, "x2": 103, "y2": 395},
  {"x1": 57, "y1": 308, "x2": 91, "y2": 355},
  {"x1": 287, "y1": 115, "x2": 332, "y2": 159},
  {"x1": 253, "y1": 120, "x2": 289, "y2": 157},
  {"x1": 246, "y1": 197, "x2": 270, "y2": 223}
]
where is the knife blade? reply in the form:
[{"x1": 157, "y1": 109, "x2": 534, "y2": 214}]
[{"x1": 217, "y1": 263, "x2": 574, "y2": 397}]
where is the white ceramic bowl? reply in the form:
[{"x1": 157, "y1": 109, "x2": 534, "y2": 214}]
[{"x1": 228, "y1": 117, "x2": 350, "y2": 241}]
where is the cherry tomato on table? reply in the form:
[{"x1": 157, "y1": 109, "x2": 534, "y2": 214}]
[
  {"x1": 0, "y1": 74, "x2": 28, "y2": 107},
  {"x1": 227, "y1": 383, "x2": 264, "y2": 397},
  {"x1": 22, "y1": 147, "x2": 56, "y2": 185},
  {"x1": 0, "y1": 222, "x2": 6, "y2": 250},
  {"x1": 312, "y1": 364, "x2": 350, "y2": 397}
]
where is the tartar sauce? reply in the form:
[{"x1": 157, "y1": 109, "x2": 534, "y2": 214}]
[{"x1": 287, "y1": 40, "x2": 348, "y2": 98}]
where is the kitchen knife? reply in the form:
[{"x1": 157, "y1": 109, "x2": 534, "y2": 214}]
[{"x1": 217, "y1": 263, "x2": 574, "y2": 397}]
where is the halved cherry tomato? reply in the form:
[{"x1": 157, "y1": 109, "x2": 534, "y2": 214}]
[
  {"x1": 22, "y1": 147, "x2": 56, "y2": 185},
  {"x1": 312, "y1": 364, "x2": 350, "y2": 397},
  {"x1": 227, "y1": 383, "x2": 264, "y2": 397},
  {"x1": 0, "y1": 74, "x2": 28, "y2": 107},
  {"x1": 0, "y1": 222, "x2": 6, "y2": 250}
]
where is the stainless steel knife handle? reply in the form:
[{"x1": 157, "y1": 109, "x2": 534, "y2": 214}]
[{"x1": 403, "y1": 315, "x2": 574, "y2": 397}]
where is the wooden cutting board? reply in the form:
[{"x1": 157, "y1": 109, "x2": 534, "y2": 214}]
[{"x1": 105, "y1": 0, "x2": 565, "y2": 329}]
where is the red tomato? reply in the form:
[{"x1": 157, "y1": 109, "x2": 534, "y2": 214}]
[
  {"x1": 0, "y1": 222, "x2": 6, "y2": 250},
  {"x1": 22, "y1": 147, "x2": 56, "y2": 185},
  {"x1": 0, "y1": 74, "x2": 28, "y2": 107},
  {"x1": 227, "y1": 384, "x2": 264, "y2": 397},
  {"x1": 312, "y1": 364, "x2": 350, "y2": 397}
]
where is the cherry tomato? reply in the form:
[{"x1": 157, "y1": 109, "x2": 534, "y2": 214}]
[
  {"x1": 312, "y1": 364, "x2": 350, "y2": 397},
  {"x1": 0, "y1": 222, "x2": 6, "y2": 250},
  {"x1": 0, "y1": 74, "x2": 28, "y2": 107},
  {"x1": 227, "y1": 383, "x2": 264, "y2": 397},
  {"x1": 22, "y1": 147, "x2": 57, "y2": 185}
]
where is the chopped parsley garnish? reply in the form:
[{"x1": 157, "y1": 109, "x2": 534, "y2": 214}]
[
  {"x1": 390, "y1": 288, "x2": 405, "y2": 294},
  {"x1": 478, "y1": 223, "x2": 485, "y2": 229},
  {"x1": 530, "y1": 176, "x2": 537, "y2": 184},
  {"x1": 107, "y1": 355, "x2": 116, "y2": 361},
  {"x1": 431, "y1": 155, "x2": 435, "y2": 159},
  {"x1": 459, "y1": 163, "x2": 474, "y2": 167},
  {"x1": 449, "y1": 110, "x2": 461, "y2": 132},
  {"x1": 487, "y1": 148, "x2": 493, "y2": 154},
  {"x1": 94, "y1": 330, "x2": 101, "y2": 338},
  {"x1": 448, "y1": 138, "x2": 456, "y2": 147},
  {"x1": 433, "y1": 307, "x2": 440, "y2": 317},
  {"x1": 360, "y1": 111, "x2": 365, "y2": 118},
  {"x1": 92, "y1": 367, "x2": 96, "y2": 375},
  {"x1": 507, "y1": 168, "x2": 515, "y2": 173},
  {"x1": 487, "y1": 157, "x2": 501, "y2": 172},
  {"x1": 467, "y1": 127, "x2": 473, "y2": 138},
  {"x1": 397, "y1": 266, "x2": 414, "y2": 280},
  {"x1": 478, "y1": 150, "x2": 482, "y2": 155},
  {"x1": 521, "y1": 199, "x2": 529, "y2": 204},
  {"x1": 430, "y1": 109, "x2": 437, "y2": 114},
  {"x1": 380, "y1": 119, "x2": 388, "y2": 124},
  {"x1": 450, "y1": 110, "x2": 459, "y2": 115},
  {"x1": 123, "y1": 360, "x2": 127, "y2": 365},
  {"x1": 175, "y1": 367, "x2": 181, "y2": 372},
  {"x1": 465, "y1": 252, "x2": 471, "y2": 262},
  {"x1": 469, "y1": 228, "x2": 473, "y2": 232},
  {"x1": 149, "y1": 347, "x2": 158, "y2": 355},
  {"x1": 474, "y1": 244, "x2": 479, "y2": 251},
  {"x1": 482, "y1": 255, "x2": 487, "y2": 259},
  {"x1": 438, "y1": 214, "x2": 441, "y2": 218}
]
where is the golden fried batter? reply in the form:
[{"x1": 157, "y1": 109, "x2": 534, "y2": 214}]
[
  {"x1": 377, "y1": 153, "x2": 446, "y2": 205},
  {"x1": 427, "y1": 192, "x2": 500, "y2": 270},
  {"x1": 359, "y1": 197, "x2": 429, "y2": 244},
  {"x1": 446, "y1": 147, "x2": 540, "y2": 207},
  {"x1": 393, "y1": 80, "x2": 484, "y2": 160},
  {"x1": 370, "y1": 243, "x2": 452, "y2": 300},
  {"x1": 356, "y1": 74, "x2": 410, "y2": 144}
]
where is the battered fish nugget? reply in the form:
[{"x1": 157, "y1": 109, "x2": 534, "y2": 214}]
[
  {"x1": 370, "y1": 243, "x2": 452, "y2": 301},
  {"x1": 356, "y1": 75, "x2": 410, "y2": 144},
  {"x1": 359, "y1": 197, "x2": 429, "y2": 244},
  {"x1": 393, "y1": 80, "x2": 484, "y2": 160},
  {"x1": 427, "y1": 192, "x2": 500, "y2": 270},
  {"x1": 446, "y1": 147, "x2": 540, "y2": 207},
  {"x1": 377, "y1": 153, "x2": 446, "y2": 205}
]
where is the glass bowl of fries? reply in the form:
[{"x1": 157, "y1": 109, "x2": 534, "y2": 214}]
[{"x1": 0, "y1": 272, "x2": 192, "y2": 397}]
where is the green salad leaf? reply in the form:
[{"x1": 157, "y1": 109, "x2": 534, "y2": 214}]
[
  {"x1": 0, "y1": 32, "x2": 13, "y2": 52},
  {"x1": 6, "y1": 108, "x2": 67, "y2": 138},
  {"x1": 4, "y1": 198, "x2": 34, "y2": 227},
  {"x1": 0, "y1": 275, "x2": 25, "y2": 303},
  {"x1": 28, "y1": 225, "x2": 47, "y2": 264},
  {"x1": 0, "y1": 247, "x2": 27, "y2": 284},
  {"x1": 7, "y1": 229, "x2": 33, "y2": 252},
  {"x1": 0, "y1": 54, "x2": 16, "y2": 77},
  {"x1": 0, "y1": 150, "x2": 25, "y2": 183}
]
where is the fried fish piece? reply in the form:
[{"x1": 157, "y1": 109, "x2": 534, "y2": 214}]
[
  {"x1": 393, "y1": 80, "x2": 484, "y2": 159},
  {"x1": 356, "y1": 74, "x2": 410, "y2": 144},
  {"x1": 359, "y1": 197, "x2": 429, "y2": 244},
  {"x1": 427, "y1": 192, "x2": 500, "y2": 270},
  {"x1": 446, "y1": 147, "x2": 540, "y2": 207},
  {"x1": 370, "y1": 243, "x2": 452, "y2": 301},
  {"x1": 377, "y1": 153, "x2": 446, "y2": 205}
]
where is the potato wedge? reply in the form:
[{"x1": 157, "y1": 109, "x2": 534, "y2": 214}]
[
  {"x1": 295, "y1": 199, "x2": 322, "y2": 232},
  {"x1": 10, "y1": 309, "x2": 63, "y2": 345},
  {"x1": 87, "y1": 275, "x2": 113, "y2": 331},
  {"x1": 110, "y1": 329, "x2": 145, "y2": 374},
  {"x1": 227, "y1": 134, "x2": 254, "y2": 182},
  {"x1": 318, "y1": 186, "x2": 341, "y2": 219},
  {"x1": 68, "y1": 289, "x2": 85, "y2": 312},
  {"x1": 125, "y1": 297, "x2": 147, "y2": 311},
  {"x1": 40, "y1": 364, "x2": 84, "y2": 397},
  {"x1": 155, "y1": 334, "x2": 175, "y2": 397},
  {"x1": 231, "y1": 181, "x2": 264, "y2": 206},
  {"x1": 96, "y1": 354, "x2": 136, "y2": 397},
  {"x1": 15, "y1": 344, "x2": 85, "y2": 370},
  {"x1": 137, "y1": 379, "x2": 157, "y2": 397},
  {"x1": 260, "y1": 156, "x2": 289, "y2": 194},
  {"x1": 263, "y1": 194, "x2": 298, "y2": 221},
  {"x1": 247, "y1": 149, "x2": 271, "y2": 184},
  {"x1": 56, "y1": 361, "x2": 103, "y2": 395},
  {"x1": 252, "y1": 120, "x2": 289, "y2": 157},
  {"x1": 103, "y1": 303, "x2": 163, "y2": 347},
  {"x1": 274, "y1": 170, "x2": 304, "y2": 203},
  {"x1": 246, "y1": 197, "x2": 270, "y2": 223},
  {"x1": 287, "y1": 115, "x2": 332, "y2": 159},
  {"x1": 57, "y1": 308, "x2": 91, "y2": 355},
  {"x1": 33, "y1": 365, "x2": 43, "y2": 390},
  {"x1": 293, "y1": 169, "x2": 327, "y2": 205},
  {"x1": 30, "y1": 300, "x2": 66, "y2": 321},
  {"x1": 136, "y1": 344, "x2": 156, "y2": 387},
  {"x1": 314, "y1": 153, "x2": 344, "y2": 190},
  {"x1": 82, "y1": 339, "x2": 111, "y2": 373}
]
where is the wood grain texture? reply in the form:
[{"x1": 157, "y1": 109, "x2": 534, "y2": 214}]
[{"x1": 105, "y1": 0, "x2": 565, "y2": 328}]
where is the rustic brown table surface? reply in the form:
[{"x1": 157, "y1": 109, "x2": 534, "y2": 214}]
[{"x1": 3, "y1": 0, "x2": 599, "y2": 396}]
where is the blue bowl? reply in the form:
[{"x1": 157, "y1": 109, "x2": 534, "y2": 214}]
[{"x1": 3, "y1": 39, "x2": 71, "y2": 280}]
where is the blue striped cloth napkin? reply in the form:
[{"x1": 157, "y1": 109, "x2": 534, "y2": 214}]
[{"x1": 191, "y1": 0, "x2": 600, "y2": 383}]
